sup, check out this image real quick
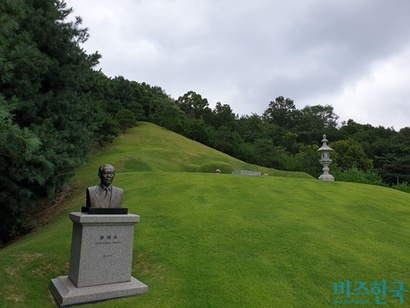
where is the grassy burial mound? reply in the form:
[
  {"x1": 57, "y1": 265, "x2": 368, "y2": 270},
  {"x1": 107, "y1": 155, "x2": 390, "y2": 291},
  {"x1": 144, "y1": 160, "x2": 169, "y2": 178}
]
[
  {"x1": 0, "y1": 122, "x2": 409, "y2": 307},
  {"x1": 79, "y1": 122, "x2": 312, "y2": 176}
]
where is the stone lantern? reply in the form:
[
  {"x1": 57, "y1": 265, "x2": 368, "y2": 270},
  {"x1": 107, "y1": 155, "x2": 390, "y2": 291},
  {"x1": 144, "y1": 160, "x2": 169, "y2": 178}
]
[{"x1": 318, "y1": 134, "x2": 334, "y2": 181}]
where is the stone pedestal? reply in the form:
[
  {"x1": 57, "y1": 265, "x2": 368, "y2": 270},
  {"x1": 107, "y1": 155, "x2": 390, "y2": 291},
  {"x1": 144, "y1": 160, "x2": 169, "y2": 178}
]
[{"x1": 49, "y1": 213, "x2": 148, "y2": 306}]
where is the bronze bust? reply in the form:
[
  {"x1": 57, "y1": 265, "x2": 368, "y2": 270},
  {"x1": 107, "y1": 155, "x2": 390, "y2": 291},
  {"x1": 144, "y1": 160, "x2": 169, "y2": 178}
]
[{"x1": 86, "y1": 164, "x2": 123, "y2": 208}]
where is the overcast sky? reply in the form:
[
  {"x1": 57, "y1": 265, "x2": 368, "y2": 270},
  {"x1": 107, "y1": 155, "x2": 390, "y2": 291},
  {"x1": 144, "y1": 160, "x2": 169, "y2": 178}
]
[{"x1": 67, "y1": 0, "x2": 410, "y2": 130}]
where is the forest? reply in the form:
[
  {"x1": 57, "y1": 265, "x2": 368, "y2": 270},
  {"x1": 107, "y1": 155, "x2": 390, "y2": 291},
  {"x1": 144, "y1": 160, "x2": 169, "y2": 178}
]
[{"x1": 1, "y1": 0, "x2": 409, "y2": 245}]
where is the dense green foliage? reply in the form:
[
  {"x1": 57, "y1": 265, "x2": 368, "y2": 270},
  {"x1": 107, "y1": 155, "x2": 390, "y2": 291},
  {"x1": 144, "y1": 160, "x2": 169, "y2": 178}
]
[
  {"x1": 1, "y1": 0, "x2": 409, "y2": 244},
  {"x1": 0, "y1": 124, "x2": 409, "y2": 307}
]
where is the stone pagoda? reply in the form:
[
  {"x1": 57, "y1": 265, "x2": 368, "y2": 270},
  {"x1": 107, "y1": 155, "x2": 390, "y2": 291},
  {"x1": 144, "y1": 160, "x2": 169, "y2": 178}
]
[{"x1": 318, "y1": 134, "x2": 334, "y2": 181}]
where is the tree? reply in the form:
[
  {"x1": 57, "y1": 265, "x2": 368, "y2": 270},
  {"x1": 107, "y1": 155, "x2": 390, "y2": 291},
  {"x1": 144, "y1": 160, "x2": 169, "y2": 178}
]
[
  {"x1": 176, "y1": 91, "x2": 210, "y2": 120},
  {"x1": 148, "y1": 94, "x2": 186, "y2": 133},
  {"x1": 102, "y1": 77, "x2": 145, "y2": 120},
  {"x1": 379, "y1": 155, "x2": 410, "y2": 185},
  {"x1": 115, "y1": 109, "x2": 137, "y2": 133},
  {"x1": 0, "y1": 98, "x2": 41, "y2": 159},
  {"x1": 0, "y1": 0, "x2": 101, "y2": 243},
  {"x1": 330, "y1": 139, "x2": 373, "y2": 171},
  {"x1": 237, "y1": 113, "x2": 269, "y2": 143},
  {"x1": 288, "y1": 145, "x2": 322, "y2": 178},
  {"x1": 0, "y1": 99, "x2": 41, "y2": 244},
  {"x1": 296, "y1": 105, "x2": 338, "y2": 144},
  {"x1": 250, "y1": 139, "x2": 288, "y2": 169},
  {"x1": 207, "y1": 102, "x2": 236, "y2": 130},
  {"x1": 281, "y1": 131, "x2": 299, "y2": 154},
  {"x1": 262, "y1": 96, "x2": 298, "y2": 128},
  {"x1": 94, "y1": 107, "x2": 120, "y2": 146},
  {"x1": 211, "y1": 126, "x2": 243, "y2": 156},
  {"x1": 180, "y1": 119, "x2": 209, "y2": 143}
]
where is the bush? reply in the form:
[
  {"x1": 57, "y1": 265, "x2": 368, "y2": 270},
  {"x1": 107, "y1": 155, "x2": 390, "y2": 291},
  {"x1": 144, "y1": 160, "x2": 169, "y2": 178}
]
[
  {"x1": 333, "y1": 167, "x2": 386, "y2": 186},
  {"x1": 391, "y1": 182, "x2": 410, "y2": 193}
]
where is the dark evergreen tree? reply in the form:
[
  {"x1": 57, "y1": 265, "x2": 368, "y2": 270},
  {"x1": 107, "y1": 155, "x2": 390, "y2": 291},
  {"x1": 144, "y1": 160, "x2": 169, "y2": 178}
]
[
  {"x1": 0, "y1": 98, "x2": 41, "y2": 243},
  {"x1": 0, "y1": 0, "x2": 101, "y2": 243},
  {"x1": 115, "y1": 108, "x2": 137, "y2": 133}
]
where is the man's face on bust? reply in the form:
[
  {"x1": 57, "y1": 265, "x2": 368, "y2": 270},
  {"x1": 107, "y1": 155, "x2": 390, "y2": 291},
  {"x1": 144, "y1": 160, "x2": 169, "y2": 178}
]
[{"x1": 99, "y1": 165, "x2": 115, "y2": 187}]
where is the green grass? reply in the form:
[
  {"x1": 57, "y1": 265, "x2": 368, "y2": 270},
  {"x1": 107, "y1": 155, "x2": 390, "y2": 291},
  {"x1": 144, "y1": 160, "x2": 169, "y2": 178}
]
[
  {"x1": 0, "y1": 122, "x2": 409, "y2": 307},
  {"x1": 79, "y1": 122, "x2": 311, "y2": 177}
]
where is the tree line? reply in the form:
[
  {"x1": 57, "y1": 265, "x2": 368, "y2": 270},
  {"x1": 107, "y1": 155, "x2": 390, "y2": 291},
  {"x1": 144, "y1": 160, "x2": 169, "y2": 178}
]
[{"x1": 1, "y1": 0, "x2": 409, "y2": 245}]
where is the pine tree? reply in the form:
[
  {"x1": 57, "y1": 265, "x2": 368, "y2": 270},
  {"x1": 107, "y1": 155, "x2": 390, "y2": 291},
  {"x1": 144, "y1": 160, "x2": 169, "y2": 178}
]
[{"x1": 0, "y1": 0, "x2": 101, "y2": 244}]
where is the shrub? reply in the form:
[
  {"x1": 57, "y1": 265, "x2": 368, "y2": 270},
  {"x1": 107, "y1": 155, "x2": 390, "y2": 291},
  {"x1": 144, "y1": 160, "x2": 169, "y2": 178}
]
[
  {"x1": 391, "y1": 182, "x2": 410, "y2": 193},
  {"x1": 333, "y1": 167, "x2": 386, "y2": 186}
]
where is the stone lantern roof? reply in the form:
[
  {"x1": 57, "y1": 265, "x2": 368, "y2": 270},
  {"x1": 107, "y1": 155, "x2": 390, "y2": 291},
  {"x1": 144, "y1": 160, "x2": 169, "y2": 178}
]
[{"x1": 318, "y1": 135, "x2": 333, "y2": 153}]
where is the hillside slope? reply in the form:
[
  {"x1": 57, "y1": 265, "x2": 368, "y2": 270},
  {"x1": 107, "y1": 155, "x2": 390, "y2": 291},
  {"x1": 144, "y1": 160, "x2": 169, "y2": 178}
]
[
  {"x1": 81, "y1": 122, "x2": 312, "y2": 176},
  {"x1": 0, "y1": 122, "x2": 409, "y2": 308}
]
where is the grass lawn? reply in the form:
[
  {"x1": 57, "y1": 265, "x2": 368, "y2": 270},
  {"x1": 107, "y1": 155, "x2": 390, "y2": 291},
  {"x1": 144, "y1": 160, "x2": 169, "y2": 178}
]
[{"x1": 0, "y1": 122, "x2": 409, "y2": 307}]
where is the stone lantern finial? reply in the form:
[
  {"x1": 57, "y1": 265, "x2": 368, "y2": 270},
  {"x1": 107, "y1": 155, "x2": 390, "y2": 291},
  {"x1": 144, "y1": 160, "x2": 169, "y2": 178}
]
[{"x1": 317, "y1": 134, "x2": 334, "y2": 181}]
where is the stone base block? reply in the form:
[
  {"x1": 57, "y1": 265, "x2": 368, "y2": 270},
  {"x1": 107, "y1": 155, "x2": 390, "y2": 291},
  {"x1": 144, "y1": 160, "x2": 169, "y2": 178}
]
[
  {"x1": 49, "y1": 275, "x2": 148, "y2": 307},
  {"x1": 318, "y1": 174, "x2": 334, "y2": 181},
  {"x1": 68, "y1": 213, "x2": 140, "y2": 287}
]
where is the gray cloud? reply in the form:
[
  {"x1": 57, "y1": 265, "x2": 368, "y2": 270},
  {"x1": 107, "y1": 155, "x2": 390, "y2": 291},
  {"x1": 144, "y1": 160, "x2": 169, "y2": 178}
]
[{"x1": 68, "y1": 0, "x2": 410, "y2": 129}]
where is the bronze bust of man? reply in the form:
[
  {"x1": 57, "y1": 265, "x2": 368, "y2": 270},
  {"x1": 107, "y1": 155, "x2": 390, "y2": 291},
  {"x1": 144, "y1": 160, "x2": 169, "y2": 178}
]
[{"x1": 86, "y1": 164, "x2": 123, "y2": 208}]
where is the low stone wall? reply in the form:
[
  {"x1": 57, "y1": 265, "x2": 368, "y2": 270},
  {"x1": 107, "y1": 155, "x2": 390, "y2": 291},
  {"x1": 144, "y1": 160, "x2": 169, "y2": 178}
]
[{"x1": 231, "y1": 170, "x2": 261, "y2": 176}]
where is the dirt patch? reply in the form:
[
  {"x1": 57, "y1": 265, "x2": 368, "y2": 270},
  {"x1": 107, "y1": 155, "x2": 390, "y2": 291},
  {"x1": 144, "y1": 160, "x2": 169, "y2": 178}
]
[
  {"x1": 4, "y1": 266, "x2": 18, "y2": 276},
  {"x1": 27, "y1": 185, "x2": 76, "y2": 231}
]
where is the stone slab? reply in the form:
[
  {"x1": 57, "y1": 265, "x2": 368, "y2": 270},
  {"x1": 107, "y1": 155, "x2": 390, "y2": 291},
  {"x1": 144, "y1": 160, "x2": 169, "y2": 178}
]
[
  {"x1": 49, "y1": 275, "x2": 148, "y2": 307},
  {"x1": 68, "y1": 213, "x2": 139, "y2": 287},
  {"x1": 69, "y1": 212, "x2": 139, "y2": 224},
  {"x1": 232, "y1": 170, "x2": 261, "y2": 176}
]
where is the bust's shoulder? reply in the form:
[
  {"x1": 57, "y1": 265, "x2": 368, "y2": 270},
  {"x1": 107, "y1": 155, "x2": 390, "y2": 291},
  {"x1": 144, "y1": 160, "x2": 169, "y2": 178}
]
[
  {"x1": 112, "y1": 185, "x2": 123, "y2": 193},
  {"x1": 87, "y1": 185, "x2": 100, "y2": 192}
]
